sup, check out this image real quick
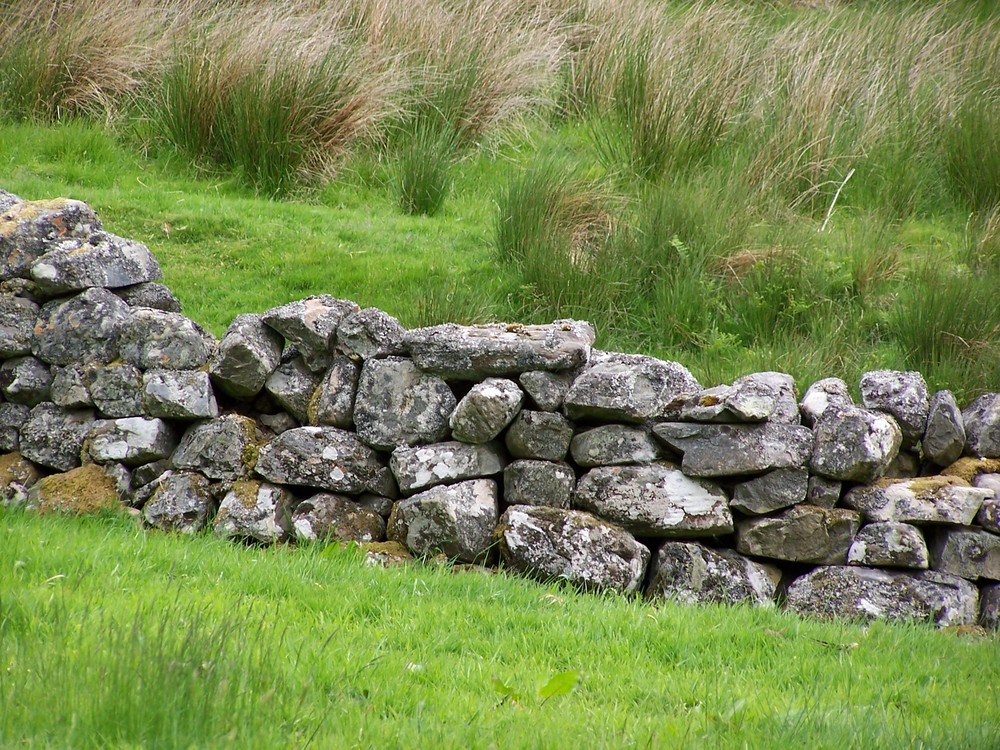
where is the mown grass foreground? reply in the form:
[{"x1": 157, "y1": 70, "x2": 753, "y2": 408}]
[{"x1": 1, "y1": 507, "x2": 998, "y2": 749}]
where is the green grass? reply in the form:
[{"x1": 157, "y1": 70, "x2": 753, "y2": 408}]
[{"x1": 2, "y1": 507, "x2": 998, "y2": 749}]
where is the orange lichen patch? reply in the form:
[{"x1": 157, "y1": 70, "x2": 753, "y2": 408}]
[
  {"x1": 29, "y1": 464, "x2": 123, "y2": 515},
  {"x1": 698, "y1": 394, "x2": 721, "y2": 407},
  {"x1": 941, "y1": 457, "x2": 1000, "y2": 483},
  {"x1": 0, "y1": 452, "x2": 41, "y2": 488},
  {"x1": 231, "y1": 479, "x2": 262, "y2": 510},
  {"x1": 871, "y1": 474, "x2": 969, "y2": 491}
]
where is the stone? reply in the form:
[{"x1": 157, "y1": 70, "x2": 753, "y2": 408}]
[
  {"x1": 973, "y1": 474, "x2": 1000, "y2": 533},
  {"x1": 390, "y1": 441, "x2": 504, "y2": 494},
  {"x1": 569, "y1": 425, "x2": 666, "y2": 467},
  {"x1": 258, "y1": 411, "x2": 297, "y2": 435},
  {"x1": 798, "y1": 377, "x2": 853, "y2": 427},
  {"x1": 19, "y1": 403, "x2": 95, "y2": 471},
  {"x1": 291, "y1": 493, "x2": 386, "y2": 543},
  {"x1": 809, "y1": 406, "x2": 902, "y2": 483},
  {"x1": 842, "y1": 477, "x2": 990, "y2": 526},
  {"x1": 335, "y1": 307, "x2": 406, "y2": 360},
  {"x1": 307, "y1": 355, "x2": 360, "y2": 429},
  {"x1": 0, "y1": 452, "x2": 41, "y2": 508},
  {"x1": 962, "y1": 393, "x2": 1000, "y2": 458},
  {"x1": 0, "y1": 198, "x2": 102, "y2": 279},
  {"x1": 26, "y1": 464, "x2": 122, "y2": 515},
  {"x1": 120, "y1": 307, "x2": 216, "y2": 370},
  {"x1": 518, "y1": 370, "x2": 574, "y2": 412},
  {"x1": 930, "y1": 528, "x2": 1000, "y2": 581},
  {"x1": 504, "y1": 410, "x2": 573, "y2": 461},
  {"x1": 981, "y1": 584, "x2": 1000, "y2": 630},
  {"x1": 131, "y1": 459, "x2": 171, "y2": 493},
  {"x1": 645, "y1": 542, "x2": 780, "y2": 606},
  {"x1": 847, "y1": 522, "x2": 929, "y2": 569},
  {"x1": 0, "y1": 403, "x2": 29, "y2": 452},
  {"x1": 406, "y1": 319, "x2": 594, "y2": 380},
  {"x1": 171, "y1": 414, "x2": 261, "y2": 480},
  {"x1": 113, "y1": 282, "x2": 182, "y2": 312},
  {"x1": 940, "y1": 456, "x2": 1000, "y2": 483},
  {"x1": 0, "y1": 190, "x2": 20, "y2": 212},
  {"x1": 32, "y1": 287, "x2": 130, "y2": 366},
  {"x1": 884, "y1": 450, "x2": 921, "y2": 479},
  {"x1": 730, "y1": 468, "x2": 809, "y2": 515},
  {"x1": 254, "y1": 425, "x2": 395, "y2": 496},
  {"x1": 449, "y1": 378, "x2": 524, "y2": 444},
  {"x1": 358, "y1": 493, "x2": 394, "y2": 518},
  {"x1": 0, "y1": 295, "x2": 39, "y2": 358},
  {"x1": 214, "y1": 480, "x2": 293, "y2": 543},
  {"x1": 262, "y1": 295, "x2": 359, "y2": 372},
  {"x1": 564, "y1": 352, "x2": 700, "y2": 423},
  {"x1": 574, "y1": 463, "x2": 733, "y2": 537},
  {"x1": 353, "y1": 357, "x2": 455, "y2": 450},
  {"x1": 209, "y1": 313, "x2": 283, "y2": 399},
  {"x1": 49, "y1": 365, "x2": 92, "y2": 408},
  {"x1": 87, "y1": 417, "x2": 178, "y2": 466},
  {"x1": 806, "y1": 475, "x2": 842, "y2": 509},
  {"x1": 503, "y1": 460, "x2": 575, "y2": 508},
  {"x1": 785, "y1": 565, "x2": 979, "y2": 627},
  {"x1": 142, "y1": 471, "x2": 213, "y2": 533},
  {"x1": 859, "y1": 369, "x2": 929, "y2": 449},
  {"x1": 735, "y1": 505, "x2": 862, "y2": 564},
  {"x1": 29, "y1": 231, "x2": 161, "y2": 294},
  {"x1": 736, "y1": 372, "x2": 800, "y2": 424},
  {"x1": 652, "y1": 422, "x2": 813, "y2": 478},
  {"x1": 141, "y1": 370, "x2": 218, "y2": 420},
  {"x1": 666, "y1": 383, "x2": 777, "y2": 424},
  {"x1": 264, "y1": 357, "x2": 322, "y2": 423},
  {"x1": 387, "y1": 479, "x2": 498, "y2": 562},
  {"x1": 496, "y1": 505, "x2": 649, "y2": 594},
  {"x1": 923, "y1": 390, "x2": 966, "y2": 467},
  {"x1": 87, "y1": 363, "x2": 143, "y2": 417},
  {"x1": 360, "y1": 541, "x2": 413, "y2": 567},
  {"x1": 0, "y1": 355, "x2": 51, "y2": 405}
]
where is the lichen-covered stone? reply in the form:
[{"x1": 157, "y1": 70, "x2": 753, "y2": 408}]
[
  {"x1": 209, "y1": 313, "x2": 283, "y2": 399},
  {"x1": 353, "y1": 357, "x2": 455, "y2": 450},
  {"x1": 264, "y1": 357, "x2": 322, "y2": 423},
  {"x1": 406, "y1": 320, "x2": 594, "y2": 380},
  {"x1": 962, "y1": 393, "x2": 1000, "y2": 458},
  {"x1": 254, "y1": 425, "x2": 395, "y2": 496},
  {"x1": 171, "y1": 414, "x2": 261, "y2": 480},
  {"x1": 941, "y1": 456, "x2": 1000, "y2": 483},
  {"x1": 1, "y1": 198, "x2": 102, "y2": 279},
  {"x1": 799, "y1": 377, "x2": 853, "y2": 427},
  {"x1": 141, "y1": 370, "x2": 218, "y2": 420},
  {"x1": 358, "y1": 493, "x2": 394, "y2": 518},
  {"x1": 785, "y1": 565, "x2": 979, "y2": 627},
  {"x1": 390, "y1": 441, "x2": 504, "y2": 494},
  {"x1": 19, "y1": 403, "x2": 95, "y2": 471},
  {"x1": 496, "y1": 505, "x2": 649, "y2": 594},
  {"x1": 973, "y1": 473, "x2": 1000, "y2": 533},
  {"x1": 142, "y1": 471, "x2": 213, "y2": 532},
  {"x1": 806, "y1": 475, "x2": 841, "y2": 509},
  {"x1": 564, "y1": 352, "x2": 699, "y2": 423},
  {"x1": 449, "y1": 377, "x2": 523, "y2": 444},
  {"x1": 736, "y1": 505, "x2": 862, "y2": 564},
  {"x1": 923, "y1": 390, "x2": 966, "y2": 467},
  {"x1": 574, "y1": 463, "x2": 733, "y2": 537},
  {"x1": 730, "y1": 468, "x2": 809, "y2": 515},
  {"x1": 646, "y1": 542, "x2": 780, "y2": 606},
  {"x1": 214, "y1": 480, "x2": 293, "y2": 543},
  {"x1": 50, "y1": 365, "x2": 92, "y2": 409},
  {"x1": 884, "y1": 450, "x2": 921, "y2": 479},
  {"x1": 32, "y1": 287, "x2": 130, "y2": 366},
  {"x1": 87, "y1": 363, "x2": 142, "y2": 417},
  {"x1": 87, "y1": 417, "x2": 178, "y2": 466},
  {"x1": 0, "y1": 355, "x2": 51, "y2": 405},
  {"x1": 859, "y1": 369, "x2": 929, "y2": 449},
  {"x1": 652, "y1": 422, "x2": 813, "y2": 477},
  {"x1": 847, "y1": 522, "x2": 929, "y2": 569},
  {"x1": 26, "y1": 464, "x2": 122, "y2": 515},
  {"x1": 0, "y1": 403, "x2": 29, "y2": 452},
  {"x1": 666, "y1": 382, "x2": 777, "y2": 423},
  {"x1": 981, "y1": 584, "x2": 1000, "y2": 630},
  {"x1": 842, "y1": 476, "x2": 990, "y2": 526},
  {"x1": 570, "y1": 425, "x2": 666, "y2": 467},
  {"x1": 0, "y1": 295, "x2": 39, "y2": 358},
  {"x1": 262, "y1": 295, "x2": 359, "y2": 372},
  {"x1": 120, "y1": 307, "x2": 216, "y2": 370},
  {"x1": 291, "y1": 492, "x2": 386, "y2": 543},
  {"x1": 258, "y1": 411, "x2": 297, "y2": 435},
  {"x1": 387, "y1": 479, "x2": 498, "y2": 562},
  {"x1": 113, "y1": 282, "x2": 181, "y2": 312},
  {"x1": 0, "y1": 190, "x2": 21, "y2": 212},
  {"x1": 518, "y1": 370, "x2": 574, "y2": 412},
  {"x1": 307, "y1": 355, "x2": 359, "y2": 428},
  {"x1": 0, "y1": 452, "x2": 41, "y2": 507},
  {"x1": 503, "y1": 460, "x2": 574, "y2": 508},
  {"x1": 809, "y1": 406, "x2": 902, "y2": 483},
  {"x1": 930, "y1": 528, "x2": 1000, "y2": 581},
  {"x1": 29, "y1": 231, "x2": 161, "y2": 294},
  {"x1": 335, "y1": 307, "x2": 406, "y2": 360},
  {"x1": 504, "y1": 410, "x2": 573, "y2": 461}
]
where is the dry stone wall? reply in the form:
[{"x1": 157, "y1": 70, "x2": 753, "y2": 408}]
[{"x1": 3, "y1": 187, "x2": 1000, "y2": 630}]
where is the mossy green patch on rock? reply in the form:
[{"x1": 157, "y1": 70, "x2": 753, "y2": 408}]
[
  {"x1": 230, "y1": 479, "x2": 262, "y2": 510},
  {"x1": 941, "y1": 457, "x2": 1000, "y2": 483},
  {"x1": 27, "y1": 463, "x2": 122, "y2": 515}
]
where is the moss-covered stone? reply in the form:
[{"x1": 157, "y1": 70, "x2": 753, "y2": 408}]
[
  {"x1": 27, "y1": 463, "x2": 122, "y2": 515},
  {"x1": 941, "y1": 457, "x2": 1000, "y2": 483}
]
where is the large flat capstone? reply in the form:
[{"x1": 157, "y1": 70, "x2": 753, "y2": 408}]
[{"x1": 652, "y1": 422, "x2": 813, "y2": 477}]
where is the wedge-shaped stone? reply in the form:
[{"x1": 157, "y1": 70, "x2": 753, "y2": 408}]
[
  {"x1": 214, "y1": 480, "x2": 293, "y2": 544},
  {"x1": 307, "y1": 355, "x2": 359, "y2": 429},
  {"x1": 87, "y1": 417, "x2": 178, "y2": 466},
  {"x1": 0, "y1": 403, "x2": 29, "y2": 452},
  {"x1": 172, "y1": 414, "x2": 261, "y2": 480},
  {"x1": 847, "y1": 522, "x2": 929, "y2": 569},
  {"x1": 646, "y1": 542, "x2": 780, "y2": 606},
  {"x1": 810, "y1": 406, "x2": 901, "y2": 483},
  {"x1": 114, "y1": 282, "x2": 181, "y2": 312},
  {"x1": 0, "y1": 355, "x2": 51, "y2": 406},
  {"x1": 564, "y1": 352, "x2": 699, "y2": 423},
  {"x1": 736, "y1": 505, "x2": 861, "y2": 564},
  {"x1": 87, "y1": 363, "x2": 142, "y2": 417},
  {"x1": 120, "y1": 308, "x2": 216, "y2": 371},
  {"x1": 1, "y1": 198, "x2": 101, "y2": 279},
  {"x1": 388, "y1": 479, "x2": 498, "y2": 562},
  {"x1": 503, "y1": 460, "x2": 574, "y2": 509},
  {"x1": 962, "y1": 393, "x2": 1000, "y2": 458},
  {"x1": 923, "y1": 390, "x2": 965, "y2": 467},
  {"x1": 19, "y1": 403, "x2": 95, "y2": 471},
  {"x1": 496, "y1": 505, "x2": 649, "y2": 594},
  {"x1": 30, "y1": 231, "x2": 161, "y2": 294},
  {"x1": 406, "y1": 320, "x2": 594, "y2": 380},
  {"x1": 264, "y1": 357, "x2": 321, "y2": 423},
  {"x1": 842, "y1": 476, "x2": 990, "y2": 526},
  {"x1": 255, "y1": 425, "x2": 395, "y2": 496},
  {"x1": 335, "y1": 307, "x2": 406, "y2": 360},
  {"x1": 262, "y1": 295, "x2": 359, "y2": 372},
  {"x1": 652, "y1": 422, "x2": 813, "y2": 477},
  {"x1": 785, "y1": 565, "x2": 979, "y2": 627},
  {"x1": 32, "y1": 287, "x2": 130, "y2": 366},
  {"x1": 50, "y1": 365, "x2": 90, "y2": 409},
  {"x1": 518, "y1": 370, "x2": 573, "y2": 412},
  {"x1": 930, "y1": 528, "x2": 1000, "y2": 581},
  {"x1": 570, "y1": 425, "x2": 666, "y2": 467},
  {"x1": 0, "y1": 295, "x2": 39, "y2": 358},
  {"x1": 799, "y1": 377, "x2": 853, "y2": 427},
  {"x1": 860, "y1": 369, "x2": 929, "y2": 450},
  {"x1": 574, "y1": 463, "x2": 732, "y2": 537},
  {"x1": 731, "y1": 468, "x2": 809, "y2": 515},
  {"x1": 504, "y1": 410, "x2": 573, "y2": 461},
  {"x1": 390, "y1": 441, "x2": 504, "y2": 494},
  {"x1": 141, "y1": 370, "x2": 218, "y2": 420},
  {"x1": 291, "y1": 493, "x2": 386, "y2": 543},
  {"x1": 209, "y1": 313, "x2": 283, "y2": 399},
  {"x1": 142, "y1": 471, "x2": 212, "y2": 534},
  {"x1": 449, "y1": 378, "x2": 523, "y2": 444},
  {"x1": 666, "y1": 372, "x2": 797, "y2": 424}
]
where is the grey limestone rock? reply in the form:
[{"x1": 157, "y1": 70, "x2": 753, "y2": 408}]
[
  {"x1": 87, "y1": 417, "x2": 178, "y2": 466},
  {"x1": 884, "y1": 450, "x2": 921, "y2": 479},
  {"x1": 32, "y1": 287, "x2": 130, "y2": 366},
  {"x1": 449, "y1": 377, "x2": 523, "y2": 444},
  {"x1": 730, "y1": 468, "x2": 809, "y2": 516},
  {"x1": 0, "y1": 355, "x2": 52, "y2": 405},
  {"x1": 842, "y1": 477, "x2": 990, "y2": 526},
  {"x1": 735, "y1": 505, "x2": 862, "y2": 564},
  {"x1": 291, "y1": 493, "x2": 386, "y2": 543},
  {"x1": 131, "y1": 458, "x2": 171, "y2": 493},
  {"x1": 209, "y1": 314, "x2": 283, "y2": 399},
  {"x1": 87, "y1": 363, "x2": 142, "y2": 417},
  {"x1": 652, "y1": 421, "x2": 813, "y2": 478},
  {"x1": 973, "y1": 473, "x2": 1000, "y2": 533},
  {"x1": 307, "y1": 355, "x2": 359, "y2": 428},
  {"x1": 518, "y1": 370, "x2": 574, "y2": 412},
  {"x1": 335, "y1": 307, "x2": 406, "y2": 360},
  {"x1": 120, "y1": 307, "x2": 216, "y2": 371},
  {"x1": 258, "y1": 411, "x2": 297, "y2": 435},
  {"x1": 113, "y1": 282, "x2": 181, "y2": 312},
  {"x1": 496, "y1": 505, "x2": 649, "y2": 594},
  {"x1": 141, "y1": 370, "x2": 218, "y2": 420},
  {"x1": 930, "y1": 528, "x2": 1000, "y2": 581},
  {"x1": 666, "y1": 382, "x2": 778, "y2": 424},
  {"x1": 569, "y1": 424, "x2": 666, "y2": 467},
  {"x1": 390, "y1": 441, "x2": 504, "y2": 494},
  {"x1": 806, "y1": 475, "x2": 842, "y2": 509},
  {"x1": 0, "y1": 190, "x2": 20, "y2": 212},
  {"x1": 263, "y1": 295, "x2": 359, "y2": 372},
  {"x1": 353, "y1": 357, "x2": 455, "y2": 450},
  {"x1": 19, "y1": 403, "x2": 95, "y2": 471},
  {"x1": 387, "y1": 478, "x2": 498, "y2": 562},
  {"x1": 645, "y1": 542, "x2": 780, "y2": 607},
  {"x1": 406, "y1": 319, "x2": 594, "y2": 380},
  {"x1": 809, "y1": 406, "x2": 902, "y2": 483},
  {"x1": 1, "y1": 198, "x2": 102, "y2": 279},
  {"x1": 734, "y1": 372, "x2": 800, "y2": 424},
  {"x1": 574, "y1": 463, "x2": 733, "y2": 537},
  {"x1": 785, "y1": 565, "x2": 979, "y2": 627},
  {"x1": 50, "y1": 365, "x2": 92, "y2": 409},
  {"x1": 0, "y1": 295, "x2": 39, "y2": 358},
  {"x1": 0, "y1": 403, "x2": 29, "y2": 452},
  {"x1": 264, "y1": 357, "x2": 322, "y2": 423},
  {"x1": 29, "y1": 231, "x2": 161, "y2": 294},
  {"x1": 923, "y1": 390, "x2": 965, "y2": 467},
  {"x1": 214, "y1": 480, "x2": 293, "y2": 543},
  {"x1": 504, "y1": 410, "x2": 573, "y2": 461},
  {"x1": 981, "y1": 584, "x2": 1000, "y2": 629},
  {"x1": 503, "y1": 460, "x2": 574, "y2": 509},
  {"x1": 171, "y1": 414, "x2": 261, "y2": 480},
  {"x1": 798, "y1": 377, "x2": 854, "y2": 427},
  {"x1": 859, "y1": 369, "x2": 929, "y2": 449},
  {"x1": 847, "y1": 522, "x2": 929, "y2": 569},
  {"x1": 962, "y1": 393, "x2": 1000, "y2": 458},
  {"x1": 141, "y1": 471, "x2": 213, "y2": 533},
  {"x1": 358, "y1": 493, "x2": 394, "y2": 518}
]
